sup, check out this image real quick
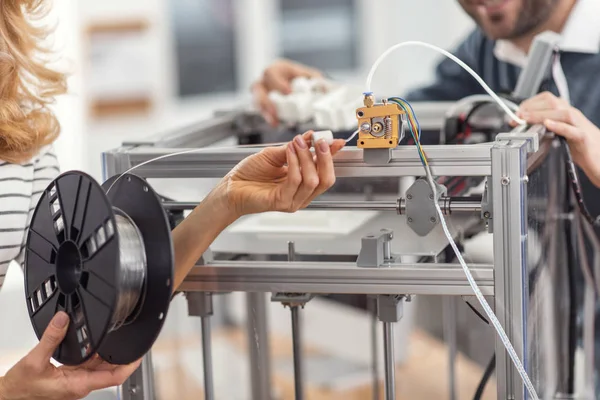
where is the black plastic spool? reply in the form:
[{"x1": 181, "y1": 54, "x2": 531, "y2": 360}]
[{"x1": 24, "y1": 171, "x2": 174, "y2": 366}]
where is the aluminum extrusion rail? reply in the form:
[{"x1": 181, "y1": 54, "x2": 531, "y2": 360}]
[
  {"x1": 121, "y1": 144, "x2": 494, "y2": 179},
  {"x1": 179, "y1": 261, "x2": 494, "y2": 296}
]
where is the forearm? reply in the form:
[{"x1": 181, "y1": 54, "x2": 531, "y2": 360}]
[{"x1": 171, "y1": 187, "x2": 237, "y2": 291}]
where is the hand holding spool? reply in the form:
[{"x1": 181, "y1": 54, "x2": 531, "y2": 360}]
[{"x1": 7, "y1": 131, "x2": 343, "y2": 400}]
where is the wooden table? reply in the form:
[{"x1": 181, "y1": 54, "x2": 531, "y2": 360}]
[{"x1": 151, "y1": 328, "x2": 496, "y2": 400}]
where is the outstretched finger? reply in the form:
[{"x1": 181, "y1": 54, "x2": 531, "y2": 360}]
[
  {"x1": 83, "y1": 359, "x2": 142, "y2": 392},
  {"x1": 292, "y1": 135, "x2": 319, "y2": 208},
  {"x1": 518, "y1": 91, "x2": 566, "y2": 113},
  {"x1": 520, "y1": 109, "x2": 573, "y2": 125},
  {"x1": 29, "y1": 312, "x2": 70, "y2": 364},
  {"x1": 289, "y1": 63, "x2": 323, "y2": 80},
  {"x1": 264, "y1": 68, "x2": 293, "y2": 95},
  {"x1": 279, "y1": 142, "x2": 301, "y2": 209},
  {"x1": 544, "y1": 119, "x2": 584, "y2": 143},
  {"x1": 330, "y1": 139, "x2": 346, "y2": 155},
  {"x1": 252, "y1": 82, "x2": 278, "y2": 126},
  {"x1": 301, "y1": 139, "x2": 335, "y2": 208}
]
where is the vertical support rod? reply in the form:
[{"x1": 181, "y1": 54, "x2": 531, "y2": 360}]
[
  {"x1": 287, "y1": 241, "x2": 304, "y2": 400},
  {"x1": 291, "y1": 306, "x2": 303, "y2": 400},
  {"x1": 120, "y1": 352, "x2": 155, "y2": 400},
  {"x1": 141, "y1": 352, "x2": 156, "y2": 399},
  {"x1": 246, "y1": 292, "x2": 272, "y2": 400},
  {"x1": 201, "y1": 316, "x2": 215, "y2": 400},
  {"x1": 443, "y1": 297, "x2": 458, "y2": 400},
  {"x1": 120, "y1": 363, "x2": 143, "y2": 400},
  {"x1": 492, "y1": 140, "x2": 529, "y2": 400},
  {"x1": 383, "y1": 322, "x2": 396, "y2": 400},
  {"x1": 370, "y1": 297, "x2": 381, "y2": 400}
]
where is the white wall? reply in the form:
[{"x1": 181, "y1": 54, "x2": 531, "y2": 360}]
[
  {"x1": 359, "y1": 0, "x2": 475, "y2": 94},
  {"x1": 46, "y1": 0, "x2": 86, "y2": 172}
]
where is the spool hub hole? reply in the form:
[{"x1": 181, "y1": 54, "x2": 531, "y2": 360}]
[{"x1": 56, "y1": 240, "x2": 83, "y2": 294}]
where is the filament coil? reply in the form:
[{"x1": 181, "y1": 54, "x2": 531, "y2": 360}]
[{"x1": 111, "y1": 210, "x2": 147, "y2": 331}]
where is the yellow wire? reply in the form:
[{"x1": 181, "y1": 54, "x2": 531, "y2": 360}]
[
  {"x1": 388, "y1": 97, "x2": 428, "y2": 166},
  {"x1": 390, "y1": 97, "x2": 420, "y2": 141}
]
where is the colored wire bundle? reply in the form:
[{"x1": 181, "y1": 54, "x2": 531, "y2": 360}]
[{"x1": 387, "y1": 97, "x2": 428, "y2": 167}]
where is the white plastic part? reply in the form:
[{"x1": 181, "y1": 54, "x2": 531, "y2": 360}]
[
  {"x1": 313, "y1": 85, "x2": 364, "y2": 131},
  {"x1": 311, "y1": 130, "x2": 334, "y2": 147},
  {"x1": 268, "y1": 77, "x2": 335, "y2": 125},
  {"x1": 269, "y1": 91, "x2": 314, "y2": 124},
  {"x1": 268, "y1": 77, "x2": 361, "y2": 130}
]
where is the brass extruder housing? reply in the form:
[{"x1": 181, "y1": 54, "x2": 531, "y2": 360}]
[{"x1": 356, "y1": 93, "x2": 405, "y2": 149}]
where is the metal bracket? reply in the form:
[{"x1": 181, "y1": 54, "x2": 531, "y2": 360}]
[
  {"x1": 272, "y1": 241, "x2": 314, "y2": 307},
  {"x1": 357, "y1": 229, "x2": 394, "y2": 268},
  {"x1": 363, "y1": 148, "x2": 392, "y2": 164},
  {"x1": 495, "y1": 124, "x2": 547, "y2": 153},
  {"x1": 186, "y1": 292, "x2": 213, "y2": 317},
  {"x1": 512, "y1": 31, "x2": 561, "y2": 100},
  {"x1": 405, "y1": 178, "x2": 447, "y2": 237},
  {"x1": 481, "y1": 178, "x2": 493, "y2": 233},
  {"x1": 377, "y1": 294, "x2": 404, "y2": 323},
  {"x1": 271, "y1": 292, "x2": 314, "y2": 308}
]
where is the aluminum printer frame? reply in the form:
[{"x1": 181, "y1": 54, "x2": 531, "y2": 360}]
[{"x1": 103, "y1": 114, "x2": 547, "y2": 400}]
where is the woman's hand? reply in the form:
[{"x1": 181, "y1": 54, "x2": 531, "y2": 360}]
[
  {"x1": 171, "y1": 131, "x2": 345, "y2": 289},
  {"x1": 0, "y1": 312, "x2": 140, "y2": 400},
  {"x1": 516, "y1": 91, "x2": 600, "y2": 188},
  {"x1": 218, "y1": 131, "x2": 345, "y2": 219},
  {"x1": 251, "y1": 59, "x2": 323, "y2": 126}
]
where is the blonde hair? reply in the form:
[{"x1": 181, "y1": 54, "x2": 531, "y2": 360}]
[{"x1": 0, "y1": 0, "x2": 66, "y2": 163}]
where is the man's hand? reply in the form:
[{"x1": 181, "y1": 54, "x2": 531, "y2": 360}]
[
  {"x1": 251, "y1": 59, "x2": 323, "y2": 126},
  {"x1": 516, "y1": 91, "x2": 600, "y2": 188},
  {"x1": 0, "y1": 312, "x2": 141, "y2": 400}
]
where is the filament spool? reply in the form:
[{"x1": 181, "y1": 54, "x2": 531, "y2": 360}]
[{"x1": 24, "y1": 171, "x2": 173, "y2": 366}]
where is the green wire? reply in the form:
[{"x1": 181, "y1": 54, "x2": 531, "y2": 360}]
[{"x1": 388, "y1": 98, "x2": 426, "y2": 166}]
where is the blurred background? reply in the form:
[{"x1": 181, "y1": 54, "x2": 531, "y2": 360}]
[
  {"x1": 51, "y1": 0, "x2": 474, "y2": 179},
  {"x1": 0, "y1": 1, "x2": 495, "y2": 399}
]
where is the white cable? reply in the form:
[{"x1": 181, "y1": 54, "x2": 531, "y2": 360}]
[
  {"x1": 422, "y1": 165, "x2": 539, "y2": 399},
  {"x1": 365, "y1": 41, "x2": 526, "y2": 125},
  {"x1": 106, "y1": 130, "x2": 358, "y2": 195},
  {"x1": 345, "y1": 129, "x2": 360, "y2": 143},
  {"x1": 106, "y1": 142, "x2": 286, "y2": 194},
  {"x1": 552, "y1": 52, "x2": 570, "y2": 104}
]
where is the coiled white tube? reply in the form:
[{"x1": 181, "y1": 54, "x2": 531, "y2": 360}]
[{"x1": 365, "y1": 40, "x2": 526, "y2": 126}]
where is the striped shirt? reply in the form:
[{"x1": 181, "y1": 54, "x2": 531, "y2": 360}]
[{"x1": 0, "y1": 145, "x2": 60, "y2": 289}]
